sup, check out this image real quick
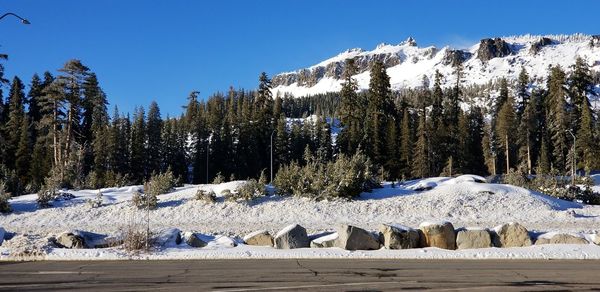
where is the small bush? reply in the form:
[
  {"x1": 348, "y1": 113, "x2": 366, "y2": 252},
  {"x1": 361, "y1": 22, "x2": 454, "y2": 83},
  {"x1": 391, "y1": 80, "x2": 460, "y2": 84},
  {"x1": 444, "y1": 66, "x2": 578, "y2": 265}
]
[
  {"x1": 0, "y1": 181, "x2": 12, "y2": 213},
  {"x1": 36, "y1": 188, "x2": 55, "y2": 208},
  {"x1": 235, "y1": 179, "x2": 265, "y2": 201},
  {"x1": 144, "y1": 169, "x2": 176, "y2": 197},
  {"x1": 132, "y1": 190, "x2": 158, "y2": 209},
  {"x1": 122, "y1": 210, "x2": 155, "y2": 252},
  {"x1": 212, "y1": 172, "x2": 225, "y2": 184},
  {"x1": 273, "y1": 150, "x2": 378, "y2": 200},
  {"x1": 503, "y1": 169, "x2": 531, "y2": 189},
  {"x1": 195, "y1": 189, "x2": 216, "y2": 204},
  {"x1": 86, "y1": 191, "x2": 104, "y2": 208}
]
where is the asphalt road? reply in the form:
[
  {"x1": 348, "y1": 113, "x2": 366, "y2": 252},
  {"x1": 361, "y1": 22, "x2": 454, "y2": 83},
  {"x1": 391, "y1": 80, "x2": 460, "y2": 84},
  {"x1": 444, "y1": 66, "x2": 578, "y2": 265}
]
[{"x1": 0, "y1": 259, "x2": 599, "y2": 291}]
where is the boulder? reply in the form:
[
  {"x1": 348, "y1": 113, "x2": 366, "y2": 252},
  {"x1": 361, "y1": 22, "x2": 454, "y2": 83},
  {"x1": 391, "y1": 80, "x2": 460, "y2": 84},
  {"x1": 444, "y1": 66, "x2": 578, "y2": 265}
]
[
  {"x1": 378, "y1": 224, "x2": 420, "y2": 249},
  {"x1": 335, "y1": 225, "x2": 380, "y2": 251},
  {"x1": 56, "y1": 232, "x2": 85, "y2": 249},
  {"x1": 535, "y1": 233, "x2": 589, "y2": 245},
  {"x1": 456, "y1": 229, "x2": 492, "y2": 249},
  {"x1": 310, "y1": 232, "x2": 338, "y2": 248},
  {"x1": 0, "y1": 227, "x2": 5, "y2": 246},
  {"x1": 182, "y1": 232, "x2": 208, "y2": 248},
  {"x1": 418, "y1": 221, "x2": 456, "y2": 250},
  {"x1": 274, "y1": 224, "x2": 309, "y2": 249},
  {"x1": 593, "y1": 234, "x2": 600, "y2": 245},
  {"x1": 155, "y1": 228, "x2": 182, "y2": 247},
  {"x1": 214, "y1": 235, "x2": 237, "y2": 248},
  {"x1": 492, "y1": 223, "x2": 532, "y2": 248},
  {"x1": 243, "y1": 230, "x2": 273, "y2": 247}
]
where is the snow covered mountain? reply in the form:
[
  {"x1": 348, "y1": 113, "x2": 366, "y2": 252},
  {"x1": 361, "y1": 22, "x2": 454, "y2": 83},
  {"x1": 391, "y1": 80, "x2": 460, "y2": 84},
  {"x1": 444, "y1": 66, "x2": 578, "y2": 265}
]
[{"x1": 271, "y1": 34, "x2": 600, "y2": 97}]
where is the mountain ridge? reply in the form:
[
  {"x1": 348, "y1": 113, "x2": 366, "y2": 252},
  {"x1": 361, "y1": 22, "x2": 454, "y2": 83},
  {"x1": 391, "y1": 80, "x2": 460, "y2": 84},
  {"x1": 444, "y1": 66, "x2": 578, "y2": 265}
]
[{"x1": 271, "y1": 34, "x2": 600, "y2": 97}]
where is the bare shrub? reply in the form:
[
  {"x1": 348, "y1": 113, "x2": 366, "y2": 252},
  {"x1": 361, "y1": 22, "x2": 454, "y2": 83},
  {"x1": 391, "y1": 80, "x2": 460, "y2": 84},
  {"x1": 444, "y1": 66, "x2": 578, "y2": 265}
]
[
  {"x1": 195, "y1": 189, "x2": 216, "y2": 204},
  {"x1": 0, "y1": 181, "x2": 12, "y2": 213}
]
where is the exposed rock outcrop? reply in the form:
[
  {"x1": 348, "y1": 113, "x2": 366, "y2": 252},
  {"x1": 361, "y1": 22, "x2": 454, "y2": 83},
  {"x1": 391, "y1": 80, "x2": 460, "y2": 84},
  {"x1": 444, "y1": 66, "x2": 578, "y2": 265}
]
[
  {"x1": 477, "y1": 38, "x2": 512, "y2": 61},
  {"x1": 530, "y1": 37, "x2": 554, "y2": 55}
]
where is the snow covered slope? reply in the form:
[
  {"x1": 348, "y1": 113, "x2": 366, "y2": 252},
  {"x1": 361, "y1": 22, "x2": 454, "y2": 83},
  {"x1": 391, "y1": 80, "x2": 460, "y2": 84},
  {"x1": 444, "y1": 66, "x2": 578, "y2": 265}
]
[{"x1": 271, "y1": 34, "x2": 600, "y2": 97}]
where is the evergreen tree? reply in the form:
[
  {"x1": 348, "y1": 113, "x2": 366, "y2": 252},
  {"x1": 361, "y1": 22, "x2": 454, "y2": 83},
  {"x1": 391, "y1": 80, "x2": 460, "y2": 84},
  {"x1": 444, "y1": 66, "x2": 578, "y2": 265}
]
[
  {"x1": 518, "y1": 90, "x2": 541, "y2": 174},
  {"x1": 516, "y1": 67, "x2": 530, "y2": 117},
  {"x1": 27, "y1": 74, "x2": 44, "y2": 126},
  {"x1": 130, "y1": 106, "x2": 147, "y2": 182},
  {"x1": 568, "y1": 56, "x2": 594, "y2": 131},
  {"x1": 399, "y1": 108, "x2": 412, "y2": 178},
  {"x1": 337, "y1": 58, "x2": 364, "y2": 154},
  {"x1": 495, "y1": 90, "x2": 517, "y2": 174},
  {"x1": 577, "y1": 96, "x2": 597, "y2": 172},
  {"x1": 481, "y1": 122, "x2": 497, "y2": 176},
  {"x1": 15, "y1": 117, "x2": 31, "y2": 186},
  {"x1": 546, "y1": 65, "x2": 570, "y2": 172},
  {"x1": 146, "y1": 101, "x2": 163, "y2": 175},
  {"x1": 412, "y1": 107, "x2": 429, "y2": 178},
  {"x1": 4, "y1": 76, "x2": 26, "y2": 170},
  {"x1": 428, "y1": 70, "x2": 445, "y2": 175},
  {"x1": 365, "y1": 60, "x2": 394, "y2": 166}
]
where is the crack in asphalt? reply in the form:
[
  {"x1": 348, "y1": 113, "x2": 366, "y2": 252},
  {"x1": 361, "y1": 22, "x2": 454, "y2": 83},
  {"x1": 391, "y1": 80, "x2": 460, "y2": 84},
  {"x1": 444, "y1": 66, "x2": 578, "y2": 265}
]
[{"x1": 295, "y1": 259, "x2": 318, "y2": 277}]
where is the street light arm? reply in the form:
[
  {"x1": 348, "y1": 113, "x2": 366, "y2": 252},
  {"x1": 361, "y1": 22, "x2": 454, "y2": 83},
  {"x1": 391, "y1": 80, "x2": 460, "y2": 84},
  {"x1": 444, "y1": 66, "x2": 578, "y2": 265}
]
[{"x1": 0, "y1": 12, "x2": 30, "y2": 24}]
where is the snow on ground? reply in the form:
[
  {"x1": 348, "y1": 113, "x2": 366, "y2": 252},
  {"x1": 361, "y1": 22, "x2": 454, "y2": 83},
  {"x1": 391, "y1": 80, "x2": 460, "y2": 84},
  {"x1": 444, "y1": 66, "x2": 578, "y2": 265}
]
[{"x1": 1, "y1": 175, "x2": 599, "y2": 260}]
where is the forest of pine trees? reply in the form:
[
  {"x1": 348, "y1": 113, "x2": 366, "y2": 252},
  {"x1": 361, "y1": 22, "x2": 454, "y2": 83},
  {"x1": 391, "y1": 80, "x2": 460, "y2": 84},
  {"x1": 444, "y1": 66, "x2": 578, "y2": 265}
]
[{"x1": 0, "y1": 56, "x2": 599, "y2": 197}]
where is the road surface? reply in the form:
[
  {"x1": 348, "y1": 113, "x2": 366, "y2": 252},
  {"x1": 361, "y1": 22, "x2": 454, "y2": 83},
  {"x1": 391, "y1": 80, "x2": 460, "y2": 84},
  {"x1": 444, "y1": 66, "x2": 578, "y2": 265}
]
[{"x1": 0, "y1": 259, "x2": 599, "y2": 291}]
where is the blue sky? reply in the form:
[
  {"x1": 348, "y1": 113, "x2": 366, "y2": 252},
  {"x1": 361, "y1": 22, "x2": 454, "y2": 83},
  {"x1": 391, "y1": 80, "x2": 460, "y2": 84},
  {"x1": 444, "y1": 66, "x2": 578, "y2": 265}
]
[{"x1": 1, "y1": 0, "x2": 598, "y2": 116}]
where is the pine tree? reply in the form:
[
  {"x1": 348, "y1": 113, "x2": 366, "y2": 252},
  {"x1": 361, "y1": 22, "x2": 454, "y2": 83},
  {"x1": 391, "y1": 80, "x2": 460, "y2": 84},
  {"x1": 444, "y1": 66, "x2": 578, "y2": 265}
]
[
  {"x1": 15, "y1": 117, "x2": 31, "y2": 186},
  {"x1": 384, "y1": 118, "x2": 400, "y2": 179},
  {"x1": 57, "y1": 60, "x2": 89, "y2": 171},
  {"x1": 338, "y1": 58, "x2": 364, "y2": 154},
  {"x1": 130, "y1": 106, "x2": 147, "y2": 182},
  {"x1": 516, "y1": 67, "x2": 530, "y2": 117},
  {"x1": 577, "y1": 96, "x2": 596, "y2": 172},
  {"x1": 399, "y1": 108, "x2": 412, "y2": 178},
  {"x1": 274, "y1": 114, "x2": 289, "y2": 174},
  {"x1": 518, "y1": 90, "x2": 541, "y2": 174},
  {"x1": 365, "y1": 60, "x2": 394, "y2": 166},
  {"x1": 428, "y1": 70, "x2": 445, "y2": 175},
  {"x1": 482, "y1": 121, "x2": 497, "y2": 176},
  {"x1": 146, "y1": 101, "x2": 163, "y2": 175},
  {"x1": 3, "y1": 77, "x2": 27, "y2": 170},
  {"x1": 495, "y1": 91, "x2": 517, "y2": 174},
  {"x1": 568, "y1": 57, "x2": 594, "y2": 131},
  {"x1": 412, "y1": 107, "x2": 429, "y2": 178},
  {"x1": 546, "y1": 65, "x2": 569, "y2": 172},
  {"x1": 27, "y1": 74, "x2": 44, "y2": 126}
]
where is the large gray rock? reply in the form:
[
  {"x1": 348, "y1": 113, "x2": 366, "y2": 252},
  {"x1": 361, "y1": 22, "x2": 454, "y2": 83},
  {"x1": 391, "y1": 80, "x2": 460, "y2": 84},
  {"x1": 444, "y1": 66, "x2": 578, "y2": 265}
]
[
  {"x1": 155, "y1": 228, "x2": 182, "y2": 247},
  {"x1": 0, "y1": 227, "x2": 5, "y2": 246},
  {"x1": 274, "y1": 224, "x2": 309, "y2": 249},
  {"x1": 535, "y1": 233, "x2": 589, "y2": 245},
  {"x1": 243, "y1": 230, "x2": 273, "y2": 247},
  {"x1": 182, "y1": 232, "x2": 208, "y2": 248},
  {"x1": 492, "y1": 223, "x2": 532, "y2": 248},
  {"x1": 335, "y1": 225, "x2": 380, "y2": 251},
  {"x1": 310, "y1": 232, "x2": 338, "y2": 248},
  {"x1": 56, "y1": 231, "x2": 85, "y2": 249},
  {"x1": 419, "y1": 221, "x2": 456, "y2": 250},
  {"x1": 378, "y1": 224, "x2": 420, "y2": 249},
  {"x1": 456, "y1": 229, "x2": 492, "y2": 249}
]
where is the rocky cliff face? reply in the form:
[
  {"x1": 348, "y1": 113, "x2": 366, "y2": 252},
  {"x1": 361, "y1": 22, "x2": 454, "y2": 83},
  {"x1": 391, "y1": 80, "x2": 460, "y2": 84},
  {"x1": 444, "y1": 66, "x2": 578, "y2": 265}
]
[{"x1": 271, "y1": 34, "x2": 600, "y2": 97}]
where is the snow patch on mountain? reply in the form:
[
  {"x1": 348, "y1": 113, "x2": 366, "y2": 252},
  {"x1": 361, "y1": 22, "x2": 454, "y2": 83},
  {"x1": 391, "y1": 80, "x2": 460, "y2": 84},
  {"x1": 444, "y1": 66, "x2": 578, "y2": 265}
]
[{"x1": 271, "y1": 34, "x2": 600, "y2": 98}]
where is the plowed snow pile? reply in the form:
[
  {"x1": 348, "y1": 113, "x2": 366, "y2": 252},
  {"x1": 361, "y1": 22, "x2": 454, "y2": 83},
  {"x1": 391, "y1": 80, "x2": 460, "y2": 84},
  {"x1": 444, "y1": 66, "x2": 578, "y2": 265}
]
[{"x1": 1, "y1": 175, "x2": 597, "y2": 237}]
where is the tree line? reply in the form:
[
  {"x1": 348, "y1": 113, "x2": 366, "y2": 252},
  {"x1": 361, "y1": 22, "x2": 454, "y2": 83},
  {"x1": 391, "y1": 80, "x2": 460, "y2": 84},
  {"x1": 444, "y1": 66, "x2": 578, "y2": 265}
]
[{"x1": 0, "y1": 56, "x2": 598, "y2": 197}]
